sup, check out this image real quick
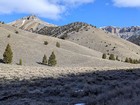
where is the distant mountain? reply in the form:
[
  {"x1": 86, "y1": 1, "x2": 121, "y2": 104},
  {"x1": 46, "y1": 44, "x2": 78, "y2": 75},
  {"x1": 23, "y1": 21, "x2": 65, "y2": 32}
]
[
  {"x1": 9, "y1": 15, "x2": 56, "y2": 32},
  {"x1": 101, "y1": 26, "x2": 140, "y2": 40},
  {"x1": 128, "y1": 30, "x2": 140, "y2": 46}
]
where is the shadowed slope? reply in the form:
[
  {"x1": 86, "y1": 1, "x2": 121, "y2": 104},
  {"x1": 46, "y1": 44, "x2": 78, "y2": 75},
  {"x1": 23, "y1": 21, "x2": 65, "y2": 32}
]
[{"x1": 1, "y1": 67, "x2": 140, "y2": 105}]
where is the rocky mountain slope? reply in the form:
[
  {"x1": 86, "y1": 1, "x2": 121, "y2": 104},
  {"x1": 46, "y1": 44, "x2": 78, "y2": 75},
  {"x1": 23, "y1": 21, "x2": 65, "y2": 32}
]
[
  {"x1": 128, "y1": 30, "x2": 140, "y2": 46},
  {"x1": 9, "y1": 15, "x2": 55, "y2": 32},
  {"x1": 101, "y1": 26, "x2": 140, "y2": 39},
  {"x1": 102, "y1": 26, "x2": 140, "y2": 46}
]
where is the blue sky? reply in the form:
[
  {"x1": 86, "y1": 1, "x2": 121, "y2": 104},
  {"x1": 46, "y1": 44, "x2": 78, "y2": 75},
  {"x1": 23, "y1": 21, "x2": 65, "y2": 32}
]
[{"x1": 0, "y1": 0, "x2": 140, "y2": 27}]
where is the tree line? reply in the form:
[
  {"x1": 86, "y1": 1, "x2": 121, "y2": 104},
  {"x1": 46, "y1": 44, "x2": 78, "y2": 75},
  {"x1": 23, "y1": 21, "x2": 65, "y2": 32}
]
[
  {"x1": 102, "y1": 53, "x2": 140, "y2": 64},
  {"x1": 2, "y1": 44, "x2": 57, "y2": 66}
]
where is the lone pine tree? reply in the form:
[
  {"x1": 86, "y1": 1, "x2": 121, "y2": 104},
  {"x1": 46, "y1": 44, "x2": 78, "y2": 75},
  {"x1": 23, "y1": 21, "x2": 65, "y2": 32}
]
[
  {"x1": 48, "y1": 52, "x2": 57, "y2": 66},
  {"x1": 129, "y1": 58, "x2": 133, "y2": 63},
  {"x1": 125, "y1": 57, "x2": 129, "y2": 63},
  {"x1": 42, "y1": 54, "x2": 47, "y2": 65},
  {"x1": 109, "y1": 54, "x2": 115, "y2": 60},
  {"x1": 3, "y1": 44, "x2": 13, "y2": 64}
]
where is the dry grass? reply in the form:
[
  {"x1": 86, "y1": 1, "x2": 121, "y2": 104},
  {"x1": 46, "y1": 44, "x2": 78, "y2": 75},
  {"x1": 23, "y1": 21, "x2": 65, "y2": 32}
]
[{"x1": 0, "y1": 64, "x2": 140, "y2": 80}]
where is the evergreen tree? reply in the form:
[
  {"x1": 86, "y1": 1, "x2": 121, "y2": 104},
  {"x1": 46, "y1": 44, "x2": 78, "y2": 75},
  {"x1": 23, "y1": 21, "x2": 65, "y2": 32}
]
[
  {"x1": 102, "y1": 53, "x2": 106, "y2": 59},
  {"x1": 125, "y1": 57, "x2": 129, "y2": 63},
  {"x1": 132, "y1": 59, "x2": 138, "y2": 64},
  {"x1": 3, "y1": 44, "x2": 13, "y2": 64},
  {"x1": 48, "y1": 52, "x2": 57, "y2": 66},
  {"x1": 109, "y1": 54, "x2": 115, "y2": 60},
  {"x1": 42, "y1": 54, "x2": 47, "y2": 65},
  {"x1": 44, "y1": 41, "x2": 48, "y2": 45},
  {"x1": 129, "y1": 58, "x2": 133, "y2": 63},
  {"x1": 19, "y1": 59, "x2": 22, "y2": 65}
]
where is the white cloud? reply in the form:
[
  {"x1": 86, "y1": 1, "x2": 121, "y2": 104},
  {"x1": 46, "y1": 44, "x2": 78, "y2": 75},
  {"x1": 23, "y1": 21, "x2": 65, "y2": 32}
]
[
  {"x1": 0, "y1": 0, "x2": 94, "y2": 20},
  {"x1": 113, "y1": 0, "x2": 140, "y2": 7}
]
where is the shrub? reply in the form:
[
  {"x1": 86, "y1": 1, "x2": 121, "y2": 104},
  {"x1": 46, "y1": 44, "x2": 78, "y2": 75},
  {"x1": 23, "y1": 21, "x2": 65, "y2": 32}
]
[
  {"x1": 60, "y1": 34, "x2": 68, "y2": 40},
  {"x1": 48, "y1": 52, "x2": 57, "y2": 66},
  {"x1": 42, "y1": 54, "x2": 47, "y2": 65},
  {"x1": 3, "y1": 44, "x2": 13, "y2": 64},
  {"x1": 105, "y1": 45, "x2": 108, "y2": 47},
  {"x1": 112, "y1": 48, "x2": 115, "y2": 51},
  {"x1": 56, "y1": 42, "x2": 60, "y2": 48},
  {"x1": 102, "y1": 53, "x2": 107, "y2": 59},
  {"x1": 44, "y1": 41, "x2": 48, "y2": 45},
  {"x1": 15, "y1": 30, "x2": 19, "y2": 34},
  {"x1": 109, "y1": 54, "x2": 115, "y2": 60},
  {"x1": 116, "y1": 56, "x2": 119, "y2": 61},
  {"x1": 7, "y1": 34, "x2": 11, "y2": 38}
]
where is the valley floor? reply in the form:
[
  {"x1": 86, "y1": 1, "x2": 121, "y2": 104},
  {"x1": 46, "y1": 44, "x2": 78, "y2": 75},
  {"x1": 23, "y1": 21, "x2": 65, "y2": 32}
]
[{"x1": 1, "y1": 64, "x2": 140, "y2": 105}]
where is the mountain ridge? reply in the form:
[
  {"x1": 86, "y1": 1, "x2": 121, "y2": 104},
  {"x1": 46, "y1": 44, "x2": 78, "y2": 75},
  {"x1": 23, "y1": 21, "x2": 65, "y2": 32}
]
[
  {"x1": 102, "y1": 26, "x2": 140, "y2": 39},
  {"x1": 9, "y1": 15, "x2": 56, "y2": 32}
]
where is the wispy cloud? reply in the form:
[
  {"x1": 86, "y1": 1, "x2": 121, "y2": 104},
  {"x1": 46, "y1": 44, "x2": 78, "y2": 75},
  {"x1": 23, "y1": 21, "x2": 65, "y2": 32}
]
[
  {"x1": 0, "y1": 0, "x2": 94, "y2": 20},
  {"x1": 112, "y1": 0, "x2": 140, "y2": 7}
]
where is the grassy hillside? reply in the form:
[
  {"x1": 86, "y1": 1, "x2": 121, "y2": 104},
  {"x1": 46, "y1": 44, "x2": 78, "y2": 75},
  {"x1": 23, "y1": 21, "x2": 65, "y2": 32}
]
[{"x1": 0, "y1": 23, "x2": 131, "y2": 67}]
